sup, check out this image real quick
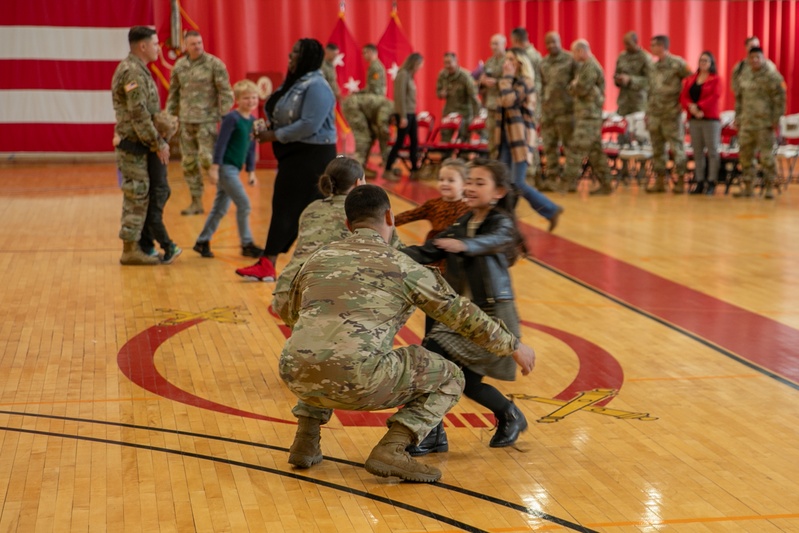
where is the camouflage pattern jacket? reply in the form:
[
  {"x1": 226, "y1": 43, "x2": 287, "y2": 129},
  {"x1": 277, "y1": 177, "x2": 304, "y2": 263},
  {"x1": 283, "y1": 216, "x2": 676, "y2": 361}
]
[
  {"x1": 735, "y1": 65, "x2": 786, "y2": 131},
  {"x1": 570, "y1": 57, "x2": 606, "y2": 121},
  {"x1": 166, "y1": 52, "x2": 233, "y2": 124},
  {"x1": 614, "y1": 48, "x2": 651, "y2": 116},
  {"x1": 111, "y1": 53, "x2": 165, "y2": 152},
  {"x1": 646, "y1": 54, "x2": 691, "y2": 117}
]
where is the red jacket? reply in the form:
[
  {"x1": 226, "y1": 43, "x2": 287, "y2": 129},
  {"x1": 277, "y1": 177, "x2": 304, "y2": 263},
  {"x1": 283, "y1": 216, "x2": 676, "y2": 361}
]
[{"x1": 680, "y1": 72, "x2": 722, "y2": 120}]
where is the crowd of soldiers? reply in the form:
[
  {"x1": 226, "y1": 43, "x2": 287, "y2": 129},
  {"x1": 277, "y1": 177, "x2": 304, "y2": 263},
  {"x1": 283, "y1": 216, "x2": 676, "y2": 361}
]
[{"x1": 328, "y1": 29, "x2": 786, "y2": 199}]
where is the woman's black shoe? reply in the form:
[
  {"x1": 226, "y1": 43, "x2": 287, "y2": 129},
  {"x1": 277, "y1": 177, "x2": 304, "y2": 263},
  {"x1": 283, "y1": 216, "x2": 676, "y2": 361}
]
[
  {"x1": 489, "y1": 402, "x2": 528, "y2": 448},
  {"x1": 405, "y1": 422, "x2": 448, "y2": 456},
  {"x1": 690, "y1": 182, "x2": 706, "y2": 195}
]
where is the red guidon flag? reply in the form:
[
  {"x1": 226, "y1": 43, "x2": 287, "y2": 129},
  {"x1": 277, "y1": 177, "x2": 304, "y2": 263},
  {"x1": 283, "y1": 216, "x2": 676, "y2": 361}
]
[
  {"x1": 376, "y1": 10, "x2": 413, "y2": 101},
  {"x1": 0, "y1": 0, "x2": 155, "y2": 153},
  {"x1": 326, "y1": 12, "x2": 364, "y2": 136}
]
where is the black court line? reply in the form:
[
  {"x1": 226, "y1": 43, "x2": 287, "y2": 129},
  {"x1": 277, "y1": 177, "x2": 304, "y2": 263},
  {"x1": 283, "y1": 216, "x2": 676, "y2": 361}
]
[
  {"x1": 526, "y1": 256, "x2": 799, "y2": 393},
  {"x1": 0, "y1": 410, "x2": 596, "y2": 533}
]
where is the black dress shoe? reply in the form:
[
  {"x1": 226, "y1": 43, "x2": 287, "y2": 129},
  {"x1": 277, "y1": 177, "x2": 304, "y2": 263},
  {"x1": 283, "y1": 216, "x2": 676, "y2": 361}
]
[
  {"x1": 405, "y1": 421, "x2": 448, "y2": 456},
  {"x1": 489, "y1": 402, "x2": 528, "y2": 448}
]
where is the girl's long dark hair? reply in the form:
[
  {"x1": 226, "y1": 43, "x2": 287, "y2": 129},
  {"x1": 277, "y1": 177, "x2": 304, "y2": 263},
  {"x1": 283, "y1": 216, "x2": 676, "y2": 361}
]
[
  {"x1": 265, "y1": 38, "x2": 325, "y2": 120},
  {"x1": 467, "y1": 158, "x2": 527, "y2": 265}
]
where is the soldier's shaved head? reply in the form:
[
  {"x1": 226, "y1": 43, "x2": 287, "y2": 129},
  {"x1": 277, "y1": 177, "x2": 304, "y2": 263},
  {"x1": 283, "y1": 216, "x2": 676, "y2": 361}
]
[
  {"x1": 545, "y1": 32, "x2": 562, "y2": 55},
  {"x1": 490, "y1": 34, "x2": 506, "y2": 56},
  {"x1": 571, "y1": 39, "x2": 590, "y2": 61},
  {"x1": 623, "y1": 31, "x2": 639, "y2": 53}
]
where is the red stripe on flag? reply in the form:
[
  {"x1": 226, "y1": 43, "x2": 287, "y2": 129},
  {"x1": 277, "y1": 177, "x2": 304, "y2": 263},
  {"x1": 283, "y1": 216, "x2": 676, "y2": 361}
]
[
  {"x1": 0, "y1": 0, "x2": 154, "y2": 27},
  {"x1": 0, "y1": 60, "x2": 119, "y2": 90},
  {"x1": 1, "y1": 123, "x2": 115, "y2": 152}
]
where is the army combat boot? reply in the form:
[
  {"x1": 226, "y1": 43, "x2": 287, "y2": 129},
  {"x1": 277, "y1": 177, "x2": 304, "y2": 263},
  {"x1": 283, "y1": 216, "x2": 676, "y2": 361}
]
[
  {"x1": 288, "y1": 416, "x2": 323, "y2": 468},
  {"x1": 181, "y1": 195, "x2": 204, "y2": 215},
  {"x1": 733, "y1": 180, "x2": 754, "y2": 198},
  {"x1": 365, "y1": 423, "x2": 442, "y2": 482},
  {"x1": 120, "y1": 241, "x2": 160, "y2": 265},
  {"x1": 763, "y1": 181, "x2": 775, "y2": 200},
  {"x1": 646, "y1": 175, "x2": 667, "y2": 193}
]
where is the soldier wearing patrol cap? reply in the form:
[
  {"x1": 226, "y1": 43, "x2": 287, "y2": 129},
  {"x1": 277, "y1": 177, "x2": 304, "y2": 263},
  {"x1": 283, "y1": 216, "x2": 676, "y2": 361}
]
[
  {"x1": 280, "y1": 184, "x2": 535, "y2": 483},
  {"x1": 166, "y1": 30, "x2": 233, "y2": 215}
]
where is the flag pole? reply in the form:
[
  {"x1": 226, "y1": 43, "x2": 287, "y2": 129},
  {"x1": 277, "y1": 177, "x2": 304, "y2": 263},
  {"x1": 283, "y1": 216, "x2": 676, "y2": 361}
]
[{"x1": 339, "y1": 0, "x2": 345, "y2": 18}]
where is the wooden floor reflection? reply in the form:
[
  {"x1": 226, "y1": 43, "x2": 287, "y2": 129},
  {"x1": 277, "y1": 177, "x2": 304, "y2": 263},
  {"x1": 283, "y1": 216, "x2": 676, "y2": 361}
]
[{"x1": 1, "y1": 161, "x2": 798, "y2": 532}]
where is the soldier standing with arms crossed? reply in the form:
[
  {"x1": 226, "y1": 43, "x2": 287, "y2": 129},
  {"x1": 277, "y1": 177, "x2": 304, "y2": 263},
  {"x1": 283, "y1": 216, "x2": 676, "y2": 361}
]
[
  {"x1": 733, "y1": 47, "x2": 786, "y2": 199},
  {"x1": 112, "y1": 26, "x2": 170, "y2": 266},
  {"x1": 613, "y1": 31, "x2": 651, "y2": 181},
  {"x1": 564, "y1": 40, "x2": 612, "y2": 195},
  {"x1": 645, "y1": 35, "x2": 691, "y2": 193},
  {"x1": 539, "y1": 32, "x2": 577, "y2": 192},
  {"x1": 167, "y1": 30, "x2": 233, "y2": 215}
]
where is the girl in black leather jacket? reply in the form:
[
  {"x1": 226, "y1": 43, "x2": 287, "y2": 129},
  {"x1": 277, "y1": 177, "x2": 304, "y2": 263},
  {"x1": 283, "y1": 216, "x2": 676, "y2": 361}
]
[{"x1": 403, "y1": 158, "x2": 529, "y2": 452}]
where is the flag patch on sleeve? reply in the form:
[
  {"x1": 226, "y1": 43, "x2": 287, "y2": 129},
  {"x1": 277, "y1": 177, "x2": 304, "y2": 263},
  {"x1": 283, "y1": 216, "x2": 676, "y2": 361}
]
[{"x1": 124, "y1": 81, "x2": 139, "y2": 92}]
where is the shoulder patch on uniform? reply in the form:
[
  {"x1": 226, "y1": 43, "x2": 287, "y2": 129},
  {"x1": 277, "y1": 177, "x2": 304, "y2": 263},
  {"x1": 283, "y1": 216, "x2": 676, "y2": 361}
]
[
  {"x1": 373, "y1": 73, "x2": 379, "y2": 79},
  {"x1": 124, "y1": 81, "x2": 139, "y2": 92}
]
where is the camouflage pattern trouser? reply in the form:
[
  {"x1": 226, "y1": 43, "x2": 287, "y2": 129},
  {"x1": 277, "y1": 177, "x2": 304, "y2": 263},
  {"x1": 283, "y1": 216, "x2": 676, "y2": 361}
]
[
  {"x1": 648, "y1": 114, "x2": 686, "y2": 177},
  {"x1": 286, "y1": 345, "x2": 465, "y2": 444},
  {"x1": 540, "y1": 115, "x2": 575, "y2": 180},
  {"x1": 564, "y1": 118, "x2": 609, "y2": 184},
  {"x1": 439, "y1": 108, "x2": 472, "y2": 143},
  {"x1": 738, "y1": 127, "x2": 776, "y2": 185},
  {"x1": 116, "y1": 148, "x2": 150, "y2": 242},
  {"x1": 180, "y1": 122, "x2": 217, "y2": 197},
  {"x1": 342, "y1": 94, "x2": 392, "y2": 165}
]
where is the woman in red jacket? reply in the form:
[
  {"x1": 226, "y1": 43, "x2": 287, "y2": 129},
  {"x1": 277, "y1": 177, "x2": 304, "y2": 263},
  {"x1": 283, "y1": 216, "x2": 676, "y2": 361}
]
[{"x1": 681, "y1": 51, "x2": 723, "y2": 194}]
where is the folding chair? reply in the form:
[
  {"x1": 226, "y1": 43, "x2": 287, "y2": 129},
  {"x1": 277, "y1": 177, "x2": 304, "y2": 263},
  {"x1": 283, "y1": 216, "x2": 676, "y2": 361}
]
[
  {"x1": 718, "y1": 117, "x2": 740, "y2": 194},
  {"x1": 452, "y1": 110, "x2": 489, "y2": 159},
  {"x1": 618, "y1": 111, "x2": 653, "y2": 186},
  {"x1": 776, "y1": 113, "x2": 799, "y2": 190},
  {"x1": 420, "y1": 113, "x2": 463, "y2": 168},
  {"x1": 601, "y1": 113, "x2": 628, "y2": 181}
]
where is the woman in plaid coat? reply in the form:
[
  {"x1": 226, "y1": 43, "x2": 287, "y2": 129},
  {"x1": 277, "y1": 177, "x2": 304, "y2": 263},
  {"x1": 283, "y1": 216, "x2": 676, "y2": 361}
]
[{"x1": 494, "y1": 48, "x2": 564, "y2": 231}]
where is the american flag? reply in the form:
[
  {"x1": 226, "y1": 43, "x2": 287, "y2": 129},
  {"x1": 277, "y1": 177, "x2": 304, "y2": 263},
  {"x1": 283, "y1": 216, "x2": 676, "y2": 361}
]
[{"x1": 0, "y1": 0, "x2": 154, "y2": 154}]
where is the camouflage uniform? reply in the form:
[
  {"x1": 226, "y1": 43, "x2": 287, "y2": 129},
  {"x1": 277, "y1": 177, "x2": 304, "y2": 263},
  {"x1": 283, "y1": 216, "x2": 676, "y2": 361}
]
[
  {"x1": 521, "y1": 44, "x2": 544, "y2": 185},
  {"x1": 564, "y1": 57, "x2": 610, "y2": 190},
  {"x1": 112, "y1": 53, "x2": 168, "y2": 242},
  {"x1": 280, "y1": 228, "x2": 519, "y2": 442},
  {"x1": 734, "y1": 64, "x2": 786, "y2": 196},
  {"x1": 342, "y1": 93, "x2": 394, "y2": 166},
  {"x1": 321, "y1": 59, "x2": 341, "y2": 100},
  {"x1": 482, "y1": 54, "x2": 505, "y2": 157},
  {"x1": 364, "y1": 59, "x2": 387, "y2": 96},
  {"x1": 614, "y1": 48, "x2": 651, "y2": 116},
  {"x1": 540, "y1": 51, "x2": 577, "y2": 185},
  {"x1": 436, "y1": 67, "x2": 480, "y2": 142},
  {"x1": 166, "y1": 52, "x2": 233, "y2": 200},
  {"x1": 646, "y1": 54, "x2": 691, "y2": 190},
  {"x1": 731, "y1": 57, "x2": 776, "y2": 99}
]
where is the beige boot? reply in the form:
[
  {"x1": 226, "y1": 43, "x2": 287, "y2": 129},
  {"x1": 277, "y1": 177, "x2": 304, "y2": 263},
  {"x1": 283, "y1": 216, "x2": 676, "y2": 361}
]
[
  {"x1": 288, "y1": 416, "x2": 323, "y2": 468},
  {"x1": 733, "y1": 181, "x2": 754, "y2": 198},
  {"x1": 120, "y1": 241, "x2": 160, "y2": 265},
  {"x1": 181, "y1": 196, "x2": 204, "y2": 216},
  {"x1": 646, "y1": 175, "x2": 667, "y2": 193},
  {"x1": 364, "y1": 423, "x2": 442, "y2": 482}
]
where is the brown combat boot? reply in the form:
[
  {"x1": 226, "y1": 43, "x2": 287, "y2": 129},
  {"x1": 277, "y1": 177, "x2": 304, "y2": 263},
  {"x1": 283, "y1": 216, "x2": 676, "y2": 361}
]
[
  {"x1": 364, "y1": 423, "x2": 442, "y2": 482},
  {"x1": 589, "y1": 182, "x2": 613, "y2": 196},
  {"x1": 288, "y1": 416, "x2": 323, "y2": 468},
  {"x1": 120, "y1": 241, "x2": 160, "y2": 265},
  {"x1": 181, "y1": 196, "x2": 204, "y2": 215},
  {"x1": 763, "y1": 182, "x2": 775, "y2": 200},
  {"x1": 732, "y1": 181, "x2": 754, "y2": 198},
  {"x1": 672, "y1": 176, "x2": 685, "y2": 194},
  {"x1": 646, "y1": 175, "x2": 667, "y2": 193}
]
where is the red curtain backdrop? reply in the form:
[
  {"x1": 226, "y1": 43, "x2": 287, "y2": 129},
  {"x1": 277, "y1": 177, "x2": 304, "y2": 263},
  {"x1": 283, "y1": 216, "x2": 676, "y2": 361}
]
[
  {"x1": 1, "y1": 0, "x2": 795, "y2": 153},
  {"x1": 155, "y1": 0, "x2": 796, "y2": 124}
]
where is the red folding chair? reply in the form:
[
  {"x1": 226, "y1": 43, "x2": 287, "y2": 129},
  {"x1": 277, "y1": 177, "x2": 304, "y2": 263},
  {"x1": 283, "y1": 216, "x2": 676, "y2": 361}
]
[
  {"x1": 453, "y1": 112, "x2": 489, "y2": 159},
  {"x1": 421, "y1": 113, "x2": 463, "y2": 166}
]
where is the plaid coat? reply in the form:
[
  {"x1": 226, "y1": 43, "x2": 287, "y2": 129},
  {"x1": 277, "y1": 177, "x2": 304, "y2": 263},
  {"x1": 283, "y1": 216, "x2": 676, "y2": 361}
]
[{"x1": 491, "y1": 74, "x2": 537, "y2": 164}]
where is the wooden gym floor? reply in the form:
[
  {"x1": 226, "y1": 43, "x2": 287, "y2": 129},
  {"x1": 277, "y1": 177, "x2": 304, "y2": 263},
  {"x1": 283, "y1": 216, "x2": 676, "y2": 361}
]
[{"x1": 0, "y1": 161, "x2": 797, "y2": 532}]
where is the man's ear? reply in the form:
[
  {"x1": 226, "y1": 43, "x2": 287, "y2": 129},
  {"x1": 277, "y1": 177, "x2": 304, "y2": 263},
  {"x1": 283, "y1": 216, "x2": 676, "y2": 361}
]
[
  {"x1": 385, "y1": 208, "x2": 395, "y2": 227},
  {"x1": 345, "y1": 219, "x2": 353, "y2": 233}
]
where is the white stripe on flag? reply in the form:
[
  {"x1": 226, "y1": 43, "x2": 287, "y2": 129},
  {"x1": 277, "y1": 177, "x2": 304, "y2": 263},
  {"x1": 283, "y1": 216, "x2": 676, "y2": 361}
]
[
  {"x1": 0, "y1": 26, "x2": 130, "y2": 61},
  {"x1": 0, "y1": 90, "x2": 115, "y2": 124}
]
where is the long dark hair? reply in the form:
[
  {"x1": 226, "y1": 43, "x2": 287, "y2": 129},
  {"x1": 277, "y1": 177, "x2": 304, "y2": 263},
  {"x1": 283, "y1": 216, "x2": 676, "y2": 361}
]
[
  {"x1": 467, "y1": 158, "x2": 526, "y2": 264},
  {"x1": 265, "y1": 38, "x2": 324, "y2": 119},
  {"x1": 697, "y1": 50, "x2": 718, "y2": 75}
]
